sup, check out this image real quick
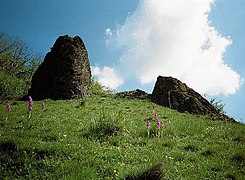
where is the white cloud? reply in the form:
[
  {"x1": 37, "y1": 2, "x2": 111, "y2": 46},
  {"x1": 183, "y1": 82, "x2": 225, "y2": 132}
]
[
  {"x1": 106, "y1": 0, "x2": 242, "y2": 96},
  {"x1": 105, "y1": 28, "x2": 112, "y2": 36},
  {"x1": 91, "y1": 66, "x2": 124, "y2": 90}
]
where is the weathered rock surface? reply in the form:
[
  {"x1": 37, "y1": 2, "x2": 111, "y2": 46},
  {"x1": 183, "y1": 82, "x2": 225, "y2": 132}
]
[
  {"x1": 27, "y1": 35, "x2": 92, "y2": 100},
  {"x1": 116, "y1": 89, "x2": 149, "y2": 99},
  {"x1": 151, "y1": 76, "x2": 235, "y2": 122}
]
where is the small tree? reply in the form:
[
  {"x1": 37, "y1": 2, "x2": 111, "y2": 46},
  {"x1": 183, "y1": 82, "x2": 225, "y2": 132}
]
[
  {"x1": 210, "y1": 98, "x2": 226, "y2": 115},
  {"x1": 0, "y1": 33, "x2": 42, "y2": 100}
]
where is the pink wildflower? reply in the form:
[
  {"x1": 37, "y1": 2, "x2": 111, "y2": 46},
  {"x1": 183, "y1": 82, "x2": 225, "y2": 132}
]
[
  {"x1": 41, "y1": 100, "x2": 45, "y2": 110},
  {"x1": 156, "y1": 119, "x2": 161, "y2": 129},
  {"x1": 147, "y1": 120, "x2": 151, "y2": 129},
  {"x1": 6, "y1": 101, "x2": 11, "y2": 112},
  {"x1": 28, "y1": 96, "x2": 33, "y2": 111}
]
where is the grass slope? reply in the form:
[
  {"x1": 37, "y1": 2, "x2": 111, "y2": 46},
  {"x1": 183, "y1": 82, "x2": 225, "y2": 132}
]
[{"x1": 0, "y1": 95, "x2": 244, "y2": 179}]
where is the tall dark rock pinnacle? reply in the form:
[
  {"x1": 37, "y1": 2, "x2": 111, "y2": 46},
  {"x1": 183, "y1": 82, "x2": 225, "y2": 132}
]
[{"x1": 27, "y1": 35, "x2": 92, "y2": 100}]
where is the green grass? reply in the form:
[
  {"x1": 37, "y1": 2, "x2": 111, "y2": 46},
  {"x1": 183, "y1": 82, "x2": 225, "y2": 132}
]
[{"x1": 0, "y1": 95, "x2": 244, "y2": 179}]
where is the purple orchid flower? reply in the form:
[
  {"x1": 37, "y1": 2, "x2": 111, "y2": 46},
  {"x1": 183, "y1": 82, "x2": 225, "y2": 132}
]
[
  {"x1": 6, "y1": 101, "x2": 11, "y2": 112},
  {"x1": 28, "y1": 96, "x2": 33, "y2": 111},
  {"x1": 156, "y1": 119, "x2": 161, "y2": 129},
  {"x1": 41, "y1": 100, "x2": 45, "y2": 110},
  {"x1": 147, "y1": 120, "x2": 151, "y2": 129}
]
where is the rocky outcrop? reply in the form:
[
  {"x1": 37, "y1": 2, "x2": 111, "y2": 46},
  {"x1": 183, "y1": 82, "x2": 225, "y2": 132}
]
[
  {"x1": 116, "y1": 89, "x2": 149, "y2": 99},
  {"x1": 26, "y1": 35, "x2": 92, "y2": 100},
  {"x1": 151, "y1": 76, "x2": 235, "y2": 122},
  {"x1": 125, "y1": 163, "x2": 163, "y2": 180}
]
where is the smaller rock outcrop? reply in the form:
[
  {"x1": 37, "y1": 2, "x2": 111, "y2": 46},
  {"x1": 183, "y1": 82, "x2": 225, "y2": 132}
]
[
  {"x1": 26, "y1": 35, "x2": 92, "y2": 100},
  {"x1": 125, "y1": 163, "x2": 163, "y2": 180},
  {"x1": 116, "y1": 89, "x2": 149, "y2": 99},
  {"x1": 151, "y1": 76, "x2": 235, "y2": 122}
]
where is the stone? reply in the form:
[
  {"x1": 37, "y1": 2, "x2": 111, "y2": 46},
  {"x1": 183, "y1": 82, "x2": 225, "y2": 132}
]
[
  {"x1": 116, "y1": 89, "x2": 149, "y2": 99},
  {"x1": 125, "y1": 163, "x2": 163, "y2": 180},
  {"x1": 151, "y1": 76, "x2": 235, "y2": 122},
  {"x1": 26, "y1": 35, "x2": 92, "y2": 100}
]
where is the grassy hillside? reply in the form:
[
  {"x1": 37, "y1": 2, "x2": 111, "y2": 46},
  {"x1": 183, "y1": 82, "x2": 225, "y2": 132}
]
[{"x1": 0, "y1": 95, "x2": 244, "y2": 179}]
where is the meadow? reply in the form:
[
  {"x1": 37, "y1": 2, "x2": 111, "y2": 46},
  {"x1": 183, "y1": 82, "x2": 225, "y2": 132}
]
[{"x1": 0, "y1": 95, "x2": 244, "y2": 179}]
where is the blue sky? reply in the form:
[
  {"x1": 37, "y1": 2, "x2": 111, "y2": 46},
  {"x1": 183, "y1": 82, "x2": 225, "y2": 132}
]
[{"x1": 0, "y1": 0, "x2": 244, "y2": 123}]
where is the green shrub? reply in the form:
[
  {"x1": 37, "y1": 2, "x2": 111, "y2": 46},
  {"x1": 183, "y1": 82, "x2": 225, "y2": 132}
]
[
  {"x1": 92, "y1": 78, "x2": 113, "y2": 96},
  {"x1": 0, "y1": 70, "x2": 27, "y2": 100}
]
